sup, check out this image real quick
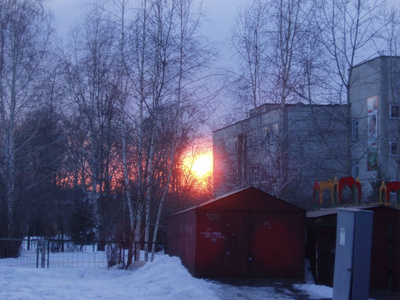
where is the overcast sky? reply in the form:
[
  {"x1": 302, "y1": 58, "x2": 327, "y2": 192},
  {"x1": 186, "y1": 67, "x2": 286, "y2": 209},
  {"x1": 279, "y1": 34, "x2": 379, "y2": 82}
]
[
  {"x1": 48, "y1": 0, "x2": 244, "y2": 134},
  {"x1": 49, "y1": 0, "x2": 247, "y2": 68}
]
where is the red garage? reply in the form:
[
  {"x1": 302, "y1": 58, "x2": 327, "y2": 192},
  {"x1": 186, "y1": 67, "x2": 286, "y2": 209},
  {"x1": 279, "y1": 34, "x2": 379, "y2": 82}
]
[
  {"x1": 167, "y1": 187, "x2": 305, "y2": 279},
  {"x1": 306, "y1": 204, "x2": 400, "y2": 292}
]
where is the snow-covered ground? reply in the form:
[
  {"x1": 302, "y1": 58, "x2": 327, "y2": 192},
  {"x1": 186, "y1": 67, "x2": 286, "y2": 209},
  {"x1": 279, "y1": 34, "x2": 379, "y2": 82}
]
[{"x1": 0, "y1": 249, "x2": 334, "y2": 300}]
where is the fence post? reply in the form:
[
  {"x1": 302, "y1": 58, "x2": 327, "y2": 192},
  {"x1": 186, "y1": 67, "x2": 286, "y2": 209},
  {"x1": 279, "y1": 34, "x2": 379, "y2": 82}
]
[
  {"x1": 36, "y1": 246, "x2": 39, "y2": 268},
  {"x1": 47, "y1": 241, "x2": 50, "y2": 268},
  {"x1": 40, "y1": 240, "x2": 46, "y2": 268},
  {"x1": 134, "y1": 242, "x2": 139, "y2": 261}
]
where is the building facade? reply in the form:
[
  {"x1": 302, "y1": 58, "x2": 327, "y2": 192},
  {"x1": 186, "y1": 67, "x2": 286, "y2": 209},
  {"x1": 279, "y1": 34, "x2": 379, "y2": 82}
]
[
  {"x1": 213, "y1": 56, "x2": 400, "y2": 208},
  {"x1": 213, "y1": 103, "x2": 348, "y2": 209},
  {"x1": 350, "y1": 56, "x2": 400, "y2": 198}
]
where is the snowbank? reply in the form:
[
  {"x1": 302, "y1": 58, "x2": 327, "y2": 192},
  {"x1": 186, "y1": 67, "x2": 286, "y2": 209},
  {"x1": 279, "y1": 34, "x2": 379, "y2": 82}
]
[
  {"x1": 124, "y1": 255, "x2": 220, "y2": 300},
  {"x1": 0, "y1": 254, "x2": 219, "y2": 300},
  {"x1": 0, "y1": 252, "x2": 336, "y2": 300},
  {"x1": 294, "y1": 284, "x2": 333, "y2": 299}
]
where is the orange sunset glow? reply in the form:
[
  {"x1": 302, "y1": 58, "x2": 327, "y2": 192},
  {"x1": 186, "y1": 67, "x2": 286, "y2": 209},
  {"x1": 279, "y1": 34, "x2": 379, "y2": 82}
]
[
  {"x1": 191, "y1": 153, "x2": 213, "y2": 178},
  {"x1": 183, "y1": 149, "x2": 213, "y2": 181}
]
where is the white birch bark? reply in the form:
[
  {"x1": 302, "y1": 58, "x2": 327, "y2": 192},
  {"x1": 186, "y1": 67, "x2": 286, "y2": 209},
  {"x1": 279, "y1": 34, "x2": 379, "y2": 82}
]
[
  {"x1": 134, "y1": 0, "x2": 149, "y2": 262},
  {"x1": 0, "y1": 0, "x2": 53, "y2": 237}
]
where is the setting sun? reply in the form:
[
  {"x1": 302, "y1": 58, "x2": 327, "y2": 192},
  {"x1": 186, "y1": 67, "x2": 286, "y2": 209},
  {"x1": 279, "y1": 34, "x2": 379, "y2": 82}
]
[{"x1": 191, "y1": 153, "x2": 213, "y2": 178}]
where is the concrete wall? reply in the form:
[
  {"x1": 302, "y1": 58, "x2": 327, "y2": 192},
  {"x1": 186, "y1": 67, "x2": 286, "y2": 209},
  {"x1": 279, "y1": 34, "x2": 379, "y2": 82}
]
[
  {"x1": 213, "y1": 103, "x2": 347, "y2": 209},
  {"x1": 350, "y1": 56, "x2": 400, "y2": 199},
  {"x1": 213, "y1": 56, "x2": 400, "y2": 206}
]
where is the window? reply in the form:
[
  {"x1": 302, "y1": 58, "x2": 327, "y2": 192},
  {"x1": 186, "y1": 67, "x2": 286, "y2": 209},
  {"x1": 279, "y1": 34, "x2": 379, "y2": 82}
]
[
  {"x1": 247, "y1": 131, "x2": 259, "y2": 149},
  {"x1": 390, "y1": 141, "x2": 398, "y2": 156},
  {"x1": 215, "y1": 140, "x2": 226, "y2": 157},
  {"x1": 352, "y1": 120, "x2": 358, "y2": 141},
  {"x1": 260, "y1": 165, "x2": 268, "y2": 182},
  {"x1": 227, "y1": 168, "x2": 239, "y2": 186},
  {"x1": 248, "y1": 165, "x2": 261, "y2": 183},
  {"x1": 271, "y1": 123, "x2": 279, "y2": 143},
  {"x1": 351, "y1": 160, "x2": 359, "y2": 178},
  {"x1": 390, "y1": 104, "x2": 400, "y2": 119},
  {"x1": 390, "y1": 180, "x2": 397, "y2": 195},
  {"x1": 263, "y1": 123, "x2": 279, "y2": 146},
  {"x1": 263, "y1": 126, "x2": 271, "y2": 147},
  {"x1": 226, "y1": 137, "x2": 236, "y2": 154}
]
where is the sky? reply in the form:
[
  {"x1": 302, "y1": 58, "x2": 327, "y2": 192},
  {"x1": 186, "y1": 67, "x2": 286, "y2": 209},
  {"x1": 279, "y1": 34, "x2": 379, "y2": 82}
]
[
  {"x1": 48, "y1": 0, "x2": 247, "y2": 128},
  {"x1": 49, "y1": 0, "x2": 247, "y2": 65}
]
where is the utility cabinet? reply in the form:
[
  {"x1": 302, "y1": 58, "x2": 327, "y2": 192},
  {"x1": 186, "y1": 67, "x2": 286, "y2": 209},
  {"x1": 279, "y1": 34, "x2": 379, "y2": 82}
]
[{"x1": 333, "y1": 209, "x2": 373, "y2": 300}]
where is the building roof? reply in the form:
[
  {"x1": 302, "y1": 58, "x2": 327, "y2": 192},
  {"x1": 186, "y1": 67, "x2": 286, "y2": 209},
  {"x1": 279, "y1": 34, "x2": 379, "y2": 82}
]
[
  {"x1": 170, "y1": 186, "x2": 304, "y2": 217},
  {"x1": 212, "y1": 102, "x2": 345, "y2": 133},
  {"x1": 307, "y1": 203, "x2": 400, "y2": 218},
  {"x1": 352, "y1": 55, "x2": 400, "y2": 70}
]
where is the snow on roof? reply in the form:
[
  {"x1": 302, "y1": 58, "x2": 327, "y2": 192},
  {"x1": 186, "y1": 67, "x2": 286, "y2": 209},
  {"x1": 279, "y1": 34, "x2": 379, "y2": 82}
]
[
  {"x1": 169, "y1": 186, "x2": 256, "y2": 217},
  {"x1": 307, "y1": 203, "x2": 400, "y2": 218}
]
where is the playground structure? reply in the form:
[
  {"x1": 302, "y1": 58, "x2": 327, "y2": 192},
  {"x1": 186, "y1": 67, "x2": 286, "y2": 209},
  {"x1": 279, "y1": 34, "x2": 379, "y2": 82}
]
[
  {"x1": 313, "y1": 176, "x2": 361, "y2": 207},
  {"x1": 314, "y1": 177, "x2": 400, "y2": 207},
  {"x1": 379, "y1": 181, "x2": 400, "y2": 205}
]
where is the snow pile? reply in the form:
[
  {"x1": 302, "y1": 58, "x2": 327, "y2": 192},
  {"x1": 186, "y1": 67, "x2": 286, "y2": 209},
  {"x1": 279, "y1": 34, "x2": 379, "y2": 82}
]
[
  {"x1": 304, "y1": 259, "x2": 315, "y2": 284},
  {"x1": 124, "y1": 255, "x2": 220, "y2": 300},
  {"x1": 294, "y1": 284, "x2": 333, "y2": 299},
  {"x1": 212, "y1": 283, "x2": 294, "y2": 300},
  {"x1": 0, "y1": 254, "x2": 219, "y2": 300},
  {"x1": 0, "y1": 251, "x2": 336, "y2": 300}
]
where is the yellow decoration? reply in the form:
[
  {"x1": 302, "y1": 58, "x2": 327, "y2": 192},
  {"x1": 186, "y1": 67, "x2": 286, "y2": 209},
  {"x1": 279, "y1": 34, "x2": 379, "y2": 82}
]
[
  {"x1": 379, "y1": 181, "x2": 386, "y2": 204},
  {"x1": 319, "y1": 177, "x2": 339, "y2": 205}
]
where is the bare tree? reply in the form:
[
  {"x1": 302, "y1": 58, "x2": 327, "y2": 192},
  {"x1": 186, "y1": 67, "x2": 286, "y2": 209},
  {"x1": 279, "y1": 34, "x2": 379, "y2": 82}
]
[
  {"x1": 111, "y1": 0, "x2": 215, "y2": 262},
  {"x1": 317, "y1": 0, "x2": 384, "y2": 174},
  {"x1": 64, "y1": 3, "x2": 118, "y2": 241},
  {"x1": 230, "y1": 0, "x2": 321, "y2": 109},
  {"x1": 229, "y1": 0, "x2": 328, "y2": 196},
  {"x1": 0, "y1": 0, "x2": 54, "y2": 239},
  {"x1": 231, "y1": 0, "x2": 270, "y2": 108},
  {"x1": 375, "y1": 2, "x2": 400, "y2": 56}
]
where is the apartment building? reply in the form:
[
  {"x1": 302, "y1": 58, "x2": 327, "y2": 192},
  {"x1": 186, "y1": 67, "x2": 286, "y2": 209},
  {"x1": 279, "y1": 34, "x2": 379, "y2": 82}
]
[
  {"x1": 213, "y1": 103, "x2": 348, "y2": 209},
  {"x1": 213, "y1": 56, "x2": 400, "y2": 208},
  {"x1": 350, "y1": 56, "x2": 400, "y2": 196}
]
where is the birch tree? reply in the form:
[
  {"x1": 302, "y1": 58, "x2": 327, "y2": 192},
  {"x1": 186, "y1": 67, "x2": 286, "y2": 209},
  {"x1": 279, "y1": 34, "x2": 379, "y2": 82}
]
[
  {"x1": 64, "y1": 3, "x2": 118, "y2": 242},
  {"x1": 231, "y1": 0, "x2": 270, "y2": 108},
  {"x1": 149, "y1": 0, "x2": 214, "y2": 260},
  {"x1": 231, "y1": 0, "x2": 320, "y2": 109},
  {"x1": 230, "y1": 0, "x2": 323, "y2": 196},
  {"x1": 317, "y1": 0, "x2": 384, "y2": 174},
  {"x1": 74, "y1": 0, "x2": 214, "y2": 264},
  {"x1": 0, "y1": 0, "x2": 54, "y2": 240},
  {"x1": 115, "y1": 0, "x2": 214, "y2": 262},
  {"x1": 115, "y1": 0, "x2": 137, "y2": 265}
]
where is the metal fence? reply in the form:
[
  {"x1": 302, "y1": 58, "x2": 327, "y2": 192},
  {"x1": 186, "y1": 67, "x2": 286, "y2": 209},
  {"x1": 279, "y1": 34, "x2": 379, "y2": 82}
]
[
  {"x1": 0, "y1": 238, "x2": 164, "y2": 269},
  {"x1": 0, "y1": 238, "x2": 40, "y2": 268}
]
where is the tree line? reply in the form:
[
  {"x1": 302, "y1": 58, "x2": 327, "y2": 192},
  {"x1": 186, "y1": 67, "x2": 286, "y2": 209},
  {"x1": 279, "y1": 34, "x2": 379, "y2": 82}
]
[
  {"x1": 0, "y1": 0, "x2": 215, "y2": 262},
  {"x1": 1, "y1": 0, "x2": 398, "y2": 263}
]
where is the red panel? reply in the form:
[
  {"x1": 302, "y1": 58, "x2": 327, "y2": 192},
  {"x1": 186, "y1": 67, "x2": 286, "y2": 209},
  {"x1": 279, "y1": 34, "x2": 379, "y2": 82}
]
[
  {"x1": 305, "y1": 215, "x2": 337, "y2": 286},
  {"x1": 370, "y1": 220, "x2": 391, "y2": 290},
  {"x1": 368, "y1": 207, "x2": 400, "y2": 291},
  {"x1": 167, "y1": 210, "x2": 197, "y2": 275},
  {"x1": 250, "y1": 212, "x2": 304, "y2": 278},
  {"x1": 306, "y1": 206, "x2": 400, "y2": 291},
  {"x1": 169, "y1": 188, "x2": 306, "y2": 279},
  {"x1": 195, "y1": 211, "x2": 250, "y2": 278}
]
